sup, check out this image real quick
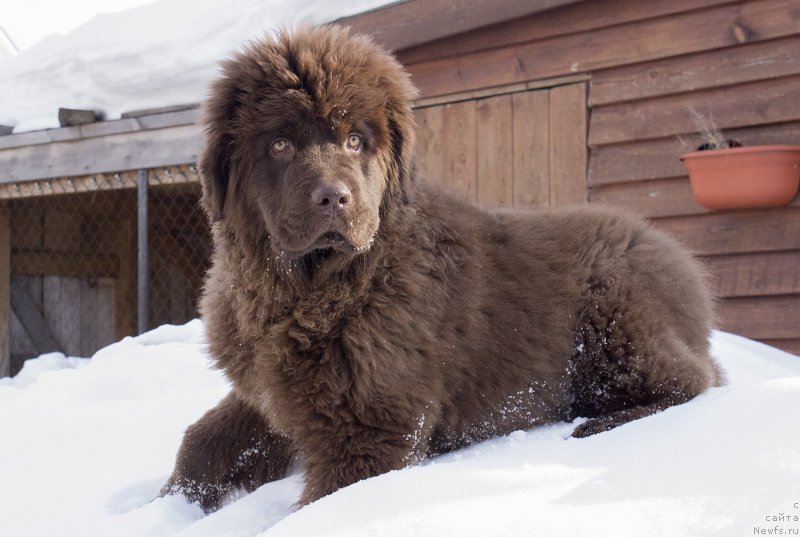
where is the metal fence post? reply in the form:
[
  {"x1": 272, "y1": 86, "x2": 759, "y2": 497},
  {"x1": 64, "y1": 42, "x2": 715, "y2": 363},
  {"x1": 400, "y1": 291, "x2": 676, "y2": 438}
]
[{"x1": 137, "y1": 169, "x2": 149, "y2": 334}]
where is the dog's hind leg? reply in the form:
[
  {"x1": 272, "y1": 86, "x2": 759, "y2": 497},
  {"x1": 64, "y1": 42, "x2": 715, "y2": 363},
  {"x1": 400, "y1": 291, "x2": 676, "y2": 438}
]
[
  {"x1": 160, "y1": 391, "x2": 294, "y2": 512},
  {"x1": 568, "y1": 312, "x2": 721, "y2": 439}
]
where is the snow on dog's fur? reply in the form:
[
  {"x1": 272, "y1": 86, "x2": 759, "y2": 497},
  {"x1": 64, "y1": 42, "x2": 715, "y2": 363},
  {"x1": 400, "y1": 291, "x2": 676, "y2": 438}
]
[{"x1": 161, "y1": 25, "x2": 722, "y2": 511}]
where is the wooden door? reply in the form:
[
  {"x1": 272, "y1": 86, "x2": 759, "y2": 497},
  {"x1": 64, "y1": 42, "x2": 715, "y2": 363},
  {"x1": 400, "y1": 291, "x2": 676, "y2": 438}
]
[{"x1": 414, "y1": 82, "x2": 587, "y2": 208}]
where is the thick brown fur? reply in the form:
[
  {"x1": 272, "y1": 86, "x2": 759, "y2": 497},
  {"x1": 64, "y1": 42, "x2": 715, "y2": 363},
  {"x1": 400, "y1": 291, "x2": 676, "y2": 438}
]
[{"x1": 161, "y1": 25, "x2": 722, "y2": 511}]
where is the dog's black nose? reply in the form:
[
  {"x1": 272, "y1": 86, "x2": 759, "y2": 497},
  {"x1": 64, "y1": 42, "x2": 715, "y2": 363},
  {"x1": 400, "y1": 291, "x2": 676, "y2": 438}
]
[{"x1": 311, "y1": 182, "x2": 351, "y2": 213}]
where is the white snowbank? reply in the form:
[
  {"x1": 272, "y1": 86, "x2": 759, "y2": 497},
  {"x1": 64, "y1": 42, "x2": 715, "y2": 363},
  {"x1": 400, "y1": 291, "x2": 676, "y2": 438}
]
[
  {"x1": 0, "y1": 323, "x2": 798, "y2": 537},
  {"x1": 0, "y1": 0, "x2": 394, "y2": 133},
  {"x1": 0, "y1": 0, "x2": 161, "y2": 53}
]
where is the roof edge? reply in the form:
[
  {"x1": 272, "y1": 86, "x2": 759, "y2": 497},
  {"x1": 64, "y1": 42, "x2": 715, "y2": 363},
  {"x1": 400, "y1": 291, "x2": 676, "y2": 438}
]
[{"x1": 332, "y1": 0, "x2": 586, "y2": 52}]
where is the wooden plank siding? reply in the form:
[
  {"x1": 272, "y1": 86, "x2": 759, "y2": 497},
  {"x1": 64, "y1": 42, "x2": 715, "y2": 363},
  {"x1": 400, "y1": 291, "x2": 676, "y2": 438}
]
[
  {"x1": 414, "y1": 83, "x2": 587, "y2": 208},
  {"x1": 716, "y1": 295, "x2": 800, "y2": 341},
  {"x1": 589, "y1": 35, "x2": 800, "y2": 107},
  {"x1": 477, "y1": 95, "x2": 514, "y2": 206},
  {"x1": 703, "y1": 252, "x2": 800, "y2": 298},
  {"x1": 588, "y1": 13, "x2": 800, "y2": 352},
  {"x1": 402, "y1": 0, "x2": 800, "y2": 354},
  {"x1": 397, "y1": 0, "x2": 740, "y2": 65},
  {"x1": 399, "y1": 0, "x2": 800, "y2": 99},
  {"x1": 588, "y1": 75, "x2": 800, "y2": 146},
  {"x1": 581, "y1": 6, "x2": 800, "y2": 352},
  {"x1": 549, "y1": 84, "x2": 588, "y2": 207},
  {"x1": 441, "y1": 100, "x2": 478, "y2": 200},
  {"x1": 650, "y1": 209, "x2": 800, "y2": 257},
  {"x1": 589, "y1": 122, "x2": 800, "y2": 187},
  {"x1": 336, "y1": 0, "x2": 585, "y2": 53},
  {"x1": 512, "y1": 91, "x2": 550, "y2": 207}
]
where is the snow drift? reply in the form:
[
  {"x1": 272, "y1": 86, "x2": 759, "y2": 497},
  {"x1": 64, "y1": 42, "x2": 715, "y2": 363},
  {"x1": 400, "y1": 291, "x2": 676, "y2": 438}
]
[
  {"x1": 0, "y1": 321, "x2": 798, "y2": 537},
  {"x1": 0, "y1": 0, "x2": 395, "y2": 132}
]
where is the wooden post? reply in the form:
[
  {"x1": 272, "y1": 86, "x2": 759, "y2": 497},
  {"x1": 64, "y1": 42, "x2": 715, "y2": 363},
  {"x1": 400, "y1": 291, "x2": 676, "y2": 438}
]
[{"x1": 0, "y1": 202, "x2": 9, "y2": 376}]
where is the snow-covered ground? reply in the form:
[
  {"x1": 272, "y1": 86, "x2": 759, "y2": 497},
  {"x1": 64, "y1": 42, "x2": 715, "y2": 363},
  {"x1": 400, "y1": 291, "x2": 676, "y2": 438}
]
[
  {"x1": 0, "y1": 0, "x2": 395, "y2": 133},
  {"x1": 0, "y1": 321, "x2": 798, "y2": 537}
]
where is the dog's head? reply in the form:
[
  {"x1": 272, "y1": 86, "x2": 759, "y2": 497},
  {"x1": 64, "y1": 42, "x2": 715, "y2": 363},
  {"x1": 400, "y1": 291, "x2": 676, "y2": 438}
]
[{"x1": 200, "y1": 25, "x2": 418, "y2": 260}]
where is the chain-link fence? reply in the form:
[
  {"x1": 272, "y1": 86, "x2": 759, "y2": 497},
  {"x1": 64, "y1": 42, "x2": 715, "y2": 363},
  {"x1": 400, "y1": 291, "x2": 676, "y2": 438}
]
[{"x1": 6, "y1": 166, "x2": 210, "y2": 375}]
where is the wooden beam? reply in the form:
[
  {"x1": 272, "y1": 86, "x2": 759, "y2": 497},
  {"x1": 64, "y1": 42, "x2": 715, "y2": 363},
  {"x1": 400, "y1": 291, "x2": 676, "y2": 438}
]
[
  {"x1": 0, "y1": 124, "x2": 202, "y2": 184},
  {"x1": 12, "y1": 251, "x2": 119, "y2": 278},
  {"x1": 148, "y1": 165, "x2": 200, "y2": 186},
  {"x1": 9, "y1": 280, "x2": 63, "y2": 355},
  {"x1": 121, "y1": 104, "x2": 199, "y2": 119},
  {"x1": 0, "y1": 108, "x2": 200, "y2": 151},
  {"x1": 335, "y1": 0, "x2": 584, "y2": 52},
  {"x1": 0, "y1": 171, "x2": 138, "y2": 199},
  {"x1": 0, "y1": 202, "x2": 8, "y2": 376},
  {"x1": 412, "y1": 74, "x2": 589, "y2": 109},
  {"x1": 0, "y1": 165, "x2": 199, "y2": 200}
]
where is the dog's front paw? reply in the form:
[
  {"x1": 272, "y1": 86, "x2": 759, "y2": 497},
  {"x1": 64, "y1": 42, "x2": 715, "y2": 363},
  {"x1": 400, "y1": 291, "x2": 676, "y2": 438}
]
[{"x1": 160, "y1": 475, "x2": 231, "y2": 513}]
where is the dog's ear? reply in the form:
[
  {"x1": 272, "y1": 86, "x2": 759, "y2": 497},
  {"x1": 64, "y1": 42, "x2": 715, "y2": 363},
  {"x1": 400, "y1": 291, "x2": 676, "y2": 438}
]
[
  {"x1": 387, "y1": 107, "x2": 416, "y2": 204},
  {"x1": 199, "y1": 67, "x2": 241, "y2": 222},
  {"x1": 382, "y1": 66, "x2": 419, "y2": 204}
]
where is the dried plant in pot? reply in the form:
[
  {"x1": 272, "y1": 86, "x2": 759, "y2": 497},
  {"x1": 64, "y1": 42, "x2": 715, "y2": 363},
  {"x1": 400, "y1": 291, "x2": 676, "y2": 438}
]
[{"x1": 679, "y1": 113, "x2": 800, "y2": 210}]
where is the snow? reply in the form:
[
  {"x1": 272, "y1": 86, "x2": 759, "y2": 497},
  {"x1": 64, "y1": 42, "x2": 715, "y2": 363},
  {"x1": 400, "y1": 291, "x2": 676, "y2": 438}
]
[
  {"x1": 0, "y1": 0, "x2": 161, "y2": 52},
  {"x1": 0, "y1": 0, "x2": 396, "y2": 133},
  {"x1": 0, "y1": 324, "x2": 798, "y2": 537}
]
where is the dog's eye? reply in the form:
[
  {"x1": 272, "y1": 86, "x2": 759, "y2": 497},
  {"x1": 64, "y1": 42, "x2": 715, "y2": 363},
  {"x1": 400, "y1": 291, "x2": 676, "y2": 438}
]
[
  {"x1": 271, "y1": 138, "x2": 290, "y2": 154},
  {"x1": 345, "y1": 133, "x2": 362, "y2": 152}
]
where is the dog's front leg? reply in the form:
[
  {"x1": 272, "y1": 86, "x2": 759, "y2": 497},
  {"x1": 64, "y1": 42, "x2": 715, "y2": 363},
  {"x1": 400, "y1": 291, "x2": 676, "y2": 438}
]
[
  {"x1": 296, "y1": 420, "x2": 430, "y2": 506},
  {"x1": 160, "y1": 391, "x2": 294, "y2": 512}
]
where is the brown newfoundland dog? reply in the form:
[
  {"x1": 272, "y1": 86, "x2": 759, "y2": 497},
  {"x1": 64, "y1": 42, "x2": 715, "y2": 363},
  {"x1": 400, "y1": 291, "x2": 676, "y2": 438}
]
[{"x1": 161, "y1": 25, "x2": 721, "y2": 511}]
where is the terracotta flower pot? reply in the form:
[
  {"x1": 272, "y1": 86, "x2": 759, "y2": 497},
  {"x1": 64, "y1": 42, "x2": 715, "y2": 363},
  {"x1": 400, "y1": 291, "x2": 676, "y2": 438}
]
[{"x1": 679, "y1": 145, "x2": 800, "y2": 210}]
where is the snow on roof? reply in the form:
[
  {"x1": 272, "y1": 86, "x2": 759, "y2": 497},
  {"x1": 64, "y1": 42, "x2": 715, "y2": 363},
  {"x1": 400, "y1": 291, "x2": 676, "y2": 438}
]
[
  {"x1": 0, "y1": 0, "x2": 396, "y2": 133},
  {"x1": 0, "y1": 323, "x2": 799, "y2": 536}
]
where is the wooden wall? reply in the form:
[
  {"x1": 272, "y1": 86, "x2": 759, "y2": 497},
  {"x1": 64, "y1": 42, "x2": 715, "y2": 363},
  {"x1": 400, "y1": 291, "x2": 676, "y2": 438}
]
[
  {"x1": 414, "y1": 82, "x2": 587, "y2": 208},
  {"x1": 400, "y1": 0, "x2": 800, "y2": 354}
]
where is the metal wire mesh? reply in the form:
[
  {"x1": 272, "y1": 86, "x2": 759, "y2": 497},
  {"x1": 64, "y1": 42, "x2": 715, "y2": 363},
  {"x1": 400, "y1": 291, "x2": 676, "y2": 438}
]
[
  {"x1": 7, "y1": 167, "x2": 210, "y2": 375},
  {"x1": 148, "y1": 180, "x2": 212, "y2": 330}
]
